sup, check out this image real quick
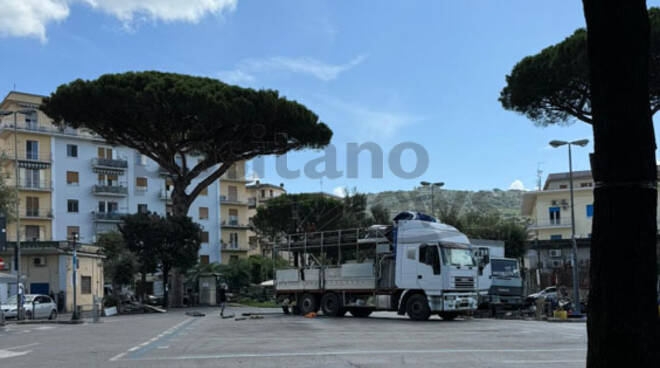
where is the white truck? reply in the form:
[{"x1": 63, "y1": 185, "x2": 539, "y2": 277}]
[
  {"x1": 274, "y1": 211, "x2": 479, "y2": 321},
  {"x1": 472, "y1": 240, "x2": 523, "y2": 309}
]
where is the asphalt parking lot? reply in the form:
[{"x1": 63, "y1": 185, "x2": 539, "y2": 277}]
[{"x1": 0, "y1": 306, "x2": 586, "y2": 367}]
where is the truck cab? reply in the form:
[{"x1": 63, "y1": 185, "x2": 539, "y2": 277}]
[{"x1": 473, "y1": 244, "x2": 523, "y2": 308}]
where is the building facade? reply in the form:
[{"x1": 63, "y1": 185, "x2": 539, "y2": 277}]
[
  {"x1": 218, "y1": 162, "x2": 251, "y2": 264},
  {"x1": 0, "y1": 91, "x2": 232, "y2": 300},
  {"x1": 246, "y1": 181, "x2": 286, "y2": 257}
]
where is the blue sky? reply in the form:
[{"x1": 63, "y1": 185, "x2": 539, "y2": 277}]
[{"x1": 2, "y1": 0, "x2": 659, "y2": 196}]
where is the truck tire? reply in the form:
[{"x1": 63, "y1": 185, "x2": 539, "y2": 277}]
[
  {"x1": 282, "y1": 306, "x2": 290, "y2": 314},
  {"x1": 439, "y1": 312, "x2": 457, "y2": 321},
  {"x1": 349, "y1": 308, "x2": 372, "y2": 318},
  {"x1": 406, "y1": 294, "x2": 431, "y2": 321},
  {"x1": 320, "y1": 293, "x2": 342, "y2": 316},
  {"x1": 298, "y1": 293, "x2": 318, "y2": 315}
]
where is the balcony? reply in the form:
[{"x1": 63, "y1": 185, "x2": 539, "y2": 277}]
[
  {"x1": 220, "y1": 196, "x2": 248, "y2": 206},
  {"x1": 159, "y1": 189, "x2": 172, "y2": 202},
  {"x1": 222, "y1": 172, "x2": 249, "y2": 182},
  {"x1": 0, "y1": 150, "x2": 52, "y2": 166},
  {"x1": 20, "y1": 209, "x2": 53, "y2": 220},
  {"x1": 92, "y1": 184, "x2": 128, "y2": 196},
  {"x1": 221, "y1": 220, "x2": 250, "y2": 229},
  {"x1": 528, "y1": 219, "x2": 573, "y2": 230},
  {"x1": 92, "y1": 157, "x2": 128, "y2": 171},
  {"x1": 221, "y1": 242, "x2": 248, "y2": 252},
  {"x1": 16, "y1": 179, "x2": 52, "y2": 192},
  {"x1": 0, "y1": 119, "x2": 100, "y2": 139},
  {"x1": 92, "y1": 211, "x2": 126, "y2": 222}
]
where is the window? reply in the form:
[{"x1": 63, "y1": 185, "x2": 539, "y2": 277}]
[
  {"x1": 228, "y1": 185, "x2": 238, "y2": 201},
  {"x1": 136, "y1": 177, "x2": 148, "y2": 191},
  {"x1": 26, "y1": 197, "x2": 39, "y2": 217},
  {"x1": 98, "y1": 173, "x2": 118, "y2": 186},
  {"x1": 230, "y1": 232, "x2": 238, "y2": 247},
  {"x1": 229, "y1": 209, "x2": 238, "y2": 225},
  {"x1": 559, "y1": 184, "x2": 568, "y2": 189},
  {"x1": 580, "y1": 182, "x2": 593, "y2": 188},
  {"x1": 98, "y1": 147, "x2": 112, "y2": 159},
  {"x1": 586, "y1": 204, "x2": 594, "y2": 218},
  {"x1": 199, "y1": 207, "x2": 208, "y2": 219},
  {"x1": 98, "y1": 201, "x2": 105, "y2": 213},
  {"x1": 81, "y1": 276, "x2": 92, "y2": 294},
  {"x1": 549, "y1": 206, "x2": 560, "y2": 225},
  {"x1": 108, "y1": 202, "x2": 118, "y2": 213},
  {"x1": 138, "y1": 204, "x2": 148, "y2": 214},
  {"x1": 200, "y1": 255, "x2": 209, "y2": 265},
  {"x1": 550, "y1": 235, "x2": 562, "y2": 240},
  {"x1": 200, "y1": 187, "x2": 208, "y2": 196},
  {"x1": 166, "y1": 205, "x2": 173, "y2": 216},
  {"x1": 201, "y1": 231, "x2": 209, "y2": 243},
  {"x1": 229, "y1": 255, "x2": 239, "y2": 262},
  {"x1": 67, "y1": 226, "x2": 80, "y2": 239},
  {"x1": 26, "y1": 140, "x2": 39, "y2": 160},
  {"x1": 269, "y1": 189, "x2": 273, "y2": 197},
  {"x1": 261, "y1": 189, "x2": 265, "y2": 198},
  {"x1": 25, "y1": 169, "x2": 40, "y2": 188},
  {"x1": 419, "y1": 244, "x2": 441, "y2": 275},
  {"x1": 67, "y1": 144, "x2": 78, "y2": 158},
  {"x1": 67, "y1": 199, "x2": 79, "y2": 213},
  {"x1": 66, "y1": 171, "x2": 79, "y2": 185},
  {"x1": 25, "y1": 225, "x2": 40, "y2": 240}
]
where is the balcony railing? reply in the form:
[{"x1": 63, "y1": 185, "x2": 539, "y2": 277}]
[
  {"x1": 0, "y1": 120, "x2": 100, "y2": 138},
  {"x1": 20, "y1": 209, "x2": 53, "y2": 219},
  {"x1": 221, "y1": 220, "x2": 250, "y2": 229},
  {"x1": 220, "y1": 196, "x2": 247, "y2": 205},
  {"x1": 92, "y1": 184, "x2": 128, "y2": 196},
  {"x1": 92, "y1": 211, "x2": 126, "y2": 222},
  {"x1": 16, "y1": 179, "x2": 53, "y2": 191},
  {"x1": 0, "y1": 150, "x2": 52, "y2": 163},
  {"x1": 159, "y1": 189, "x2": 173, "y2": 201},
  {"x1": 221, "y1": 242, "x2": 247, "y2": 251},
  {"x1": 529, "y1": 219, "x2": 573, "y2": 229},
  {"x1": 92, "y1": 157, "x2": 128, "y2": 170}
]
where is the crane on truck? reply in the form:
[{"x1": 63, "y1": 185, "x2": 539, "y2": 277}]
[{"x1": 273, "y1": 211, "x2": 478, "y2": 321}]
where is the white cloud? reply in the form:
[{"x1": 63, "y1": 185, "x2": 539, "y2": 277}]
[
  {"x1": 0, "y1": 0, "x2": 70, "y2": 42},
  {"x1": 0, "y1": 0, "x2": 237, "y2": 42},
  {"x1": 217, "y1": 69, "x2": 255, "y2": 85},
  {"x1": 316, "y1": 95, "x2": 421, "y2": 139},
  {"x1": 509, "y1": 179, "x2": 526, "y2": 191},
  {"x1": 218, "y1": 55, "x2": 367, "y2": 84},
  {"x1": 333, "y1": 186, "x2": 347, "y2": 198},
  {"x1": 82, "y1": 0, "x2": 237, "y2": 24}
]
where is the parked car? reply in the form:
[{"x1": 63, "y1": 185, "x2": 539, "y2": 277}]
[
  {"x1": 525, "y1": 286, "x2": 558, "y2": 306},
  {"x1": 1, "y1": 294, "x2": 58, "y2": 320}
]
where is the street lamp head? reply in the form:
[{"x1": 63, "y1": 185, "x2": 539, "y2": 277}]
[
  {"x1": 549, "y1": 140, "x2": 568, "y2": 148},
  {"x1": 570, "y1": 139, "x2": 589, "y2": 147},
  {"x1": 433, "y1": 182, "x2": 445, "y2": 187},
  {"x1": 420, "y1": 181, "x2": 430, "y2": 186}
]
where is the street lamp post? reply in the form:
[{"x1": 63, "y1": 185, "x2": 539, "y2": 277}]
[
  {"x1": 70, "y1": 232, "x2": 80, "y2": 321},
  {"x1": 420, "y1": 181, "x2": 444, "y2": 217},
  {"x1": 549, "y1": 139, "x2": 589, "y2": 316},
  {"x1": 0, "y1": 108, "x2": 36, "y2": 321}
]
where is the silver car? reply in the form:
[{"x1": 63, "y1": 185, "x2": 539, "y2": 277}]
[{"x1": 1, "y1": 294, "x2": 58, "y2": 320}]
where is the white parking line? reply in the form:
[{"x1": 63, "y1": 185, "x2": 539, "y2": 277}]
[{"x1": 126, "y1": 347, "x2": 587, "y2": 361}]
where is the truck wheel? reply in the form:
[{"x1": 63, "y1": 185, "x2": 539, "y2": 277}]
[
  {"x1": 320, "y1": 293, "x2": 342, "y2": 316},
  {"x1": 298, "y1": 293, "x2": 318, "y2": 315},
  {"x1": 406, "y1": 294, "x2": 431, "y2": 321},
  {"x1": 439, "y1": 312, "x2": 457, "y2": 321},
  {"x1": 349, "y1": 308, "x2": 372, "y2": 318},
  {"x1": 282, "y1": 306, "x2": 290, "y2": 314}
]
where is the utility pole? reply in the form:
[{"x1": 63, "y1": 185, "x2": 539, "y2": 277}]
[
  {"x1": 420, "y1": 181, "x2": 444, "y2": 217},
  {"x1": 71, "y1": 232, "x2": 80, "y2": 320},
  {"x1": 549, "y1": 139, "x2": 588, "y2": 316}
]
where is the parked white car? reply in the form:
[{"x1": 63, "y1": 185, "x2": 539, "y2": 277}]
[{"x1": 1, "y1": 294, "x2": 58, "y2": 320}]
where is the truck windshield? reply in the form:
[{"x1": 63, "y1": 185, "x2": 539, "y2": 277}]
[
  {"x1": 491, "y1": 259, "x2": 520, "y2": 277},
  {"x1": 441, "y1": 247, "x2": 475, "y2": 267}
]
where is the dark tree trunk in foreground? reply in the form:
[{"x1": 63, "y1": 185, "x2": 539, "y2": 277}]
[{"x1": 582, "y1": 1, "x2": 660, "y2": 367}]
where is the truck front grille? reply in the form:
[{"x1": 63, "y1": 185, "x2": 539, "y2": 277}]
[{"x1": 454, "y1": 276, "x2": 474, "y2": 289}]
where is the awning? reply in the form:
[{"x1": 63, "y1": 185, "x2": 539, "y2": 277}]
[{"x1": 18, "y1": 161, "x2": 50, "y2": 169}]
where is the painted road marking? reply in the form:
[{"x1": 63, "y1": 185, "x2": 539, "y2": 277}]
[
  {"x1": 109, "y1": 318, "x2": 195, "y2": 362},
  {"x1": 119, "y1": 347, "x2": 586, "y2": 362},
  {"x1": 0, "y1": 343, "x2": 39, "y2": 360}
]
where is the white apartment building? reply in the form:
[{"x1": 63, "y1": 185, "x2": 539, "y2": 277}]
[{"x1": 1, "y1": 91, "x2": 224, "y2": 263}]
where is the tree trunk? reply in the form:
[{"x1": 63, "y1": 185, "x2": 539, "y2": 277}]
[
  {"x1": 582, "y1": 1, "x2": 660, "y2": 367},
  {"x1": 140, "y1": 272, "x2": 147, "y2": 302},
  {"x1": 169, "y1": 183, "x2": 190, "y2": 308},
  {"x1": 162, "y1": 266, "x2": 170, "y2": 309}
]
